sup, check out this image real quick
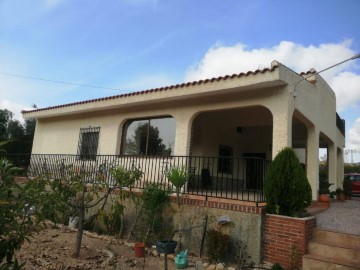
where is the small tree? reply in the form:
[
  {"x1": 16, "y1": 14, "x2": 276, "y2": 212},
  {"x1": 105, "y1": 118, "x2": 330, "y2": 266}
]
[
  {"x1": 37, "y1": 164, "x2": 142, "y2": 258},
  {"x1": 264, "y1": 147, "x2": 312, "y2": 217},
  {"x1": 0, "y1": 158, "x2": 58, "y2": 269},
  {"x1": 77, "y1": 166, "x2": 141, "y2": 257},
  {"x1": 166, "y1": 166, "x2": 188, "y2": 255},
  {"x1": 108, "y1": 165, "x2": 143, "y2": 237},
  {"x1": 167, "y1": 167, "x2": 188, "y2": 207}
]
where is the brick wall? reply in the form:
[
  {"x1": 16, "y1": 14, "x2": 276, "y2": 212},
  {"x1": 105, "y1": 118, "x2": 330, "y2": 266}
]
[{"x1": 263, "y1": 214, "x2": 316, "y2": 268}]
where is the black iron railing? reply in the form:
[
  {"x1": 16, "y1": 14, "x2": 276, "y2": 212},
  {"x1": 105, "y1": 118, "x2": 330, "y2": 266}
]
[{"x1": 1, "y1": 154, "x2": 270, "y2": 202}]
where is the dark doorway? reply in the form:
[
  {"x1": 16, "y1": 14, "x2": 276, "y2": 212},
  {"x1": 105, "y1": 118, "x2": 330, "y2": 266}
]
[{"x1": 243, "y1": 153, "x2": 266, "y2": 190}]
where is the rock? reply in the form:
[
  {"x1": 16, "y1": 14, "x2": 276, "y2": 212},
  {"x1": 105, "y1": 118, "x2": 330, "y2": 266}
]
[
  {"x1": 152, "y1": 250, "x2": 159, "y2": 257},
  {"x1": 207, "y1": 264, "x2": 216, "y2": 270},
  {"x1": 203, "y1": 262, "x2": 209, "y2": 268},
  {"x1": 216, "y1": 263, "x2": 225, "y2": 269},
  {"x1": 195, "y1": 260, "x2": 204, "y2": 269},
  {"x1": 227, "y1": 267, "x2": 236, "y2": 270},
  {"x1": 125, "y1": 242, "x2": 135, "y2": 247},
  {"x1": 160, "y1": 253, "x2": 175, "y2": 258}
]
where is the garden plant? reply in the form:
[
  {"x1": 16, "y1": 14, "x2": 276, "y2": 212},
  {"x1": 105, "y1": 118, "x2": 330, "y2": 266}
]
[{"x1": 264, "y1": 147, "x2": 312, "y2": 217}]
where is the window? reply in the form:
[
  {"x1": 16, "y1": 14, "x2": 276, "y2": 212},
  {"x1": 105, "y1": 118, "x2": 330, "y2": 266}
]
[
  {"x1": 77, "y1": 127, "x2": 100, "y2": 160},
  {"x1": 122, "y1": 117, "x2": 175, "y2": 156},
  {"x1": 218, "y1": 145, "x2": 233, "y2": 174}
]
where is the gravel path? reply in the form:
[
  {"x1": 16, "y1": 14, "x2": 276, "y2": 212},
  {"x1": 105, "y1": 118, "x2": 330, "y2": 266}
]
[{"x1": 315, "y1": 199, "x2": 360, "y2": 235}]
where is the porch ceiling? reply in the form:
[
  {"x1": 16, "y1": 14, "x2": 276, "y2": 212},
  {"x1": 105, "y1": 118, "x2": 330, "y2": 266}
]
[{"x1": 194, "y1": 106, "x2": 273, "y2": 127}]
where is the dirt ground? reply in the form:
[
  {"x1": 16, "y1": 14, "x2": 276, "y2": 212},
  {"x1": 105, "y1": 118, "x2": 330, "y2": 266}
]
[{"x1": 16, "y1": 223, "x2": 201, "y2": 270}]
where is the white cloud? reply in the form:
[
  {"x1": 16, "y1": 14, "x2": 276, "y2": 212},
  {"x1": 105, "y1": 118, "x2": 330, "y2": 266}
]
[
  {"x1": 185, "y1": 40, "x2": 357, "y2": 82},
  {"x1": 346, "y1": 118, "x2": 360, "y2": 163},
  {"x1": 348, "y1": 118, "x2": 360, "y2": 150},
  {"x1": 0, "y1": 100, "x2": 32, "y2": 122},
  {"x1": 331, "y1": 72, "x2": 360, "y2": 111},
  {"x1": 184, "y1": 41, "x2": 360, "y2": 111}
]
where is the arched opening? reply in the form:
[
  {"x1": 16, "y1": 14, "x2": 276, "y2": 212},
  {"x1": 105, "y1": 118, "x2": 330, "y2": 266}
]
[{"x1": 188, "y1": 106, "x2": 273, "y2": 201}]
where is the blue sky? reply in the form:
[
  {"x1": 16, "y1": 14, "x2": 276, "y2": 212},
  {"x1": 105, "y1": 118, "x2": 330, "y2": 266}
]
[{"x1": 1, "y1": 0, "x2": 359, "y2": 162}]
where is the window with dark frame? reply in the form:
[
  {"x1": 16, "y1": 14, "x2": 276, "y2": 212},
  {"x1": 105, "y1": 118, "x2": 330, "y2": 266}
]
[
  {"x1": 121, "y1": 117, "x2": 175, "y2": 156},
  {"x1": 77, "y1": 126, "x2": 100, "y2": 160},
  {"x1": 218, "y1": 145, "x2": 233, "y2": 174}
]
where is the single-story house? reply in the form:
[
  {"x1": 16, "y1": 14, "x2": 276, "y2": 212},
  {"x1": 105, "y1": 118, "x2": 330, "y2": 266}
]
[{"x1": 22, "y1": 60, "x2": 345, "y2": 201}]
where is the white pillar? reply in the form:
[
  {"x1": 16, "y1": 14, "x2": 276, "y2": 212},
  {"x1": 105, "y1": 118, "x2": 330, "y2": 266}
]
[
  {"x1": 337, "y1": 148, "x2": 344, "y2": 188},
  {"x1": 271, "y1": 107, "x2": 293, "y2": 158},
  {"x1": 328, "y1": 142, "x2": 337, "y2": 191},
  {"x1": 173, "y1": 112, "x2": 195, "y2": 156},
  {"x1": 307, "y1": 126, "x2": 319, "y2": 200}
]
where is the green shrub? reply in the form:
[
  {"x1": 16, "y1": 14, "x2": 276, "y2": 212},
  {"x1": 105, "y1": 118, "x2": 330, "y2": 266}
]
[
  {"x1": 319, "y1": 178, "x2": 333, "y2": 195},
  {"x1": 141, "y1": 183, "x2": 170, "y2": 242},
  {"x1": 0, "y1": 158, "x2": 58, "y2": 268},
  {"x1": 0, "y1": 140, "x2": 33, "y2": 154},
  {"x1": 343, "y1": 178, "x2": 352, "y2": 197},
  {"x1": 264, "y1": 147, "x2": 312, "y2": 217},
  {"x1": 271, "y1": 263, "x2": 284, "y2": 270}
]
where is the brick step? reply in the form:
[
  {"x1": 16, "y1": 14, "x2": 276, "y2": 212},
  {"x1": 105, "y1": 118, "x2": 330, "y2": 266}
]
[
  {"x1": 303, "y1": 254, "x2": 360, "y2": 270},
  {"x1": 308, "y1": 241, "x2": 360, "y2": 262},
  {"x1": 313, "y1": 228, "x2": 360, "y2": 249}
]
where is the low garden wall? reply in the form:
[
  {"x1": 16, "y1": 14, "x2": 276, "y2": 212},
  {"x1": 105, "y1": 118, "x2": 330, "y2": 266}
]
[
  {"x1": 91, "y1": 192, "x2": 266, "y2": 264},
  {"x1": 169, "y1": 196, "x2": 265, "y2": 264},
  {"x1": 263, "y1": 214, "x2": 316, "y2": 268},
  {"x1": 14, "y1": 176, "x2": 317, "y2": 268}
]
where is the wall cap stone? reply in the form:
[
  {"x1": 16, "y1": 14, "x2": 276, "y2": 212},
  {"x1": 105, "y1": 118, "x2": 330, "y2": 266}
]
[{"x1": 265, "y1": 213, "x2": 316, "y2": 221}]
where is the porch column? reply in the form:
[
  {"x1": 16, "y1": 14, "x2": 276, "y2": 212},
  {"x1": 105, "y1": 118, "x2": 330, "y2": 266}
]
[
  {"x1": 328, "y1": 142, "x2": 337, "y2": 190},
  {"x1": 337, "y1": 148, "x2": 344, "y2": 188},
  {"x1": 307, "y1": 126, "x2": 319, "y2": 200},
  {"x1": 271, "y1": 107, "x2": 293, "y2": 158},
  {"x1": 173, "y1": 111, "x2": 194, "y2": 156}
]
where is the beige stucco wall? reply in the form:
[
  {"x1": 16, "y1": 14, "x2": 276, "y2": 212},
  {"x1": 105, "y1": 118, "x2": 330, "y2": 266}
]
[
  {"x1": 31, "y1": 86, "x2": 288, "y2": 156},
  {"x1": 26, "y1": 62, "x2": 345, "y2": 200}
]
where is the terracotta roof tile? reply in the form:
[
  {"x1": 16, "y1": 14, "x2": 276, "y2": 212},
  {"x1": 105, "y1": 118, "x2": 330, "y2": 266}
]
[{"x1": 22, "y1": 65, "x2": 278, "y2": 115}]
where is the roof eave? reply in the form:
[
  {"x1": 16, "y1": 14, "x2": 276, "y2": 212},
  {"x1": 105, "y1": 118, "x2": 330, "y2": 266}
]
[{"x1": 23, "y1": 63, "x2": 285, "y2": 120}]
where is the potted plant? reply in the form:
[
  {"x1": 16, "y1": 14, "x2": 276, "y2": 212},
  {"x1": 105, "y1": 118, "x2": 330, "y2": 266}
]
[
  {"x1": 343, "y1": 177, "x2": 352, "y2": 199},
  {"x1": 335, "y1": 188, "x2": 345, "y2": 201},
  {"x1": 318, "y1": 178, "x2": 333, "y2": 203}
]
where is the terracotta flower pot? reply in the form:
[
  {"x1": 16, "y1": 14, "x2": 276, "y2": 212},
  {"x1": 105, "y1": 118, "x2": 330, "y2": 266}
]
[
  {"x1": 319, "y1": 194, "x2": 330, "y2": 203},
  {"x1": 134, "y1": 242, "x2": 145, "y2": 258}
]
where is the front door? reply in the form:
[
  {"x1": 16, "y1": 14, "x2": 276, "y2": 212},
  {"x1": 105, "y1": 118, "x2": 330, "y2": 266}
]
[{"x1": 243, "y1": 153, "x2": 266, "y2": 190}]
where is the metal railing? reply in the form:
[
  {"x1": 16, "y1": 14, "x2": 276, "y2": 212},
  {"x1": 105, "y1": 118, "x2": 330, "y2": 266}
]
[{"x1": 1, "y1": 153, "x2": 270, "y2": 202}]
